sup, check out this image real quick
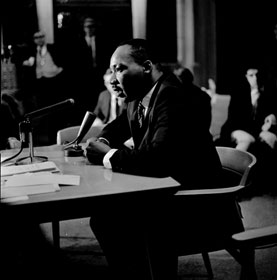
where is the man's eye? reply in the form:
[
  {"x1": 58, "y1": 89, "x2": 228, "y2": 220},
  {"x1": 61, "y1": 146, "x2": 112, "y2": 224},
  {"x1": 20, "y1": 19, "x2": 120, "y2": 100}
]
[{"x1": 115, "y1": 66, "x2": 125, "y2": 73}]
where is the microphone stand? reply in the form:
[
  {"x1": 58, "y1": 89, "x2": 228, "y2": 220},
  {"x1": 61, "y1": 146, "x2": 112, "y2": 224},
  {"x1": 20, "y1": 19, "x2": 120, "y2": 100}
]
[{"x1": 16, "y1": 118, "x2": 48, "y2": 165}]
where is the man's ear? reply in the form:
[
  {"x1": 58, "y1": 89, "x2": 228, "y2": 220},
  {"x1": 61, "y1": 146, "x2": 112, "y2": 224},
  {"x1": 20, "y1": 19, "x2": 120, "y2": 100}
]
[{"x1": 142, "y1": 60, "x2": 152, "y2": 73}]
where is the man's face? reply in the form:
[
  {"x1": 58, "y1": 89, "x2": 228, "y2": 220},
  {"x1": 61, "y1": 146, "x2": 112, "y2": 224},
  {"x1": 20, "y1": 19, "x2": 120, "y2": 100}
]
[
  {"x1": 109, "y1": 45, "x2": 147, "y2": 102},
  {"x1": 246, "y1": 68, "x2": 258, "y2": 89},
  {"x1": 104, "y1": 70, "x2": 119, "y2": 97},
  {"x1": 84, "y1": 20, "x2": 96, "y2": 37},
  {"x1": 33, "y1": 32, "x2": 45, "y2": 47}
]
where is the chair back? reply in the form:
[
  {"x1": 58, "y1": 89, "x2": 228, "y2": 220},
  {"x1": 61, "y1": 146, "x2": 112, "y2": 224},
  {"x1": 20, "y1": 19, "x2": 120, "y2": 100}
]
[
  {"x1": 56, "y1": 125, "x2": 103, "y2": 145},
  {"x1": 174, "y1": 146, "x2": 257, "y2": 278},
  {"x1": 216, "y1": 146, "x2": 257, "y2": 187},
  {"x1": 176, "y1": 146, "x2": 256, "y2": 196}
]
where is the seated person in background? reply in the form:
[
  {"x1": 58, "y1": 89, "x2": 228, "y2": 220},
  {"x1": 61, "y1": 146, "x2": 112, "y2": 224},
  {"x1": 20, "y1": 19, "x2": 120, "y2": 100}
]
[
  {"x1": 93, "y1": 68, "x2": 127, "y2": 126},
  {"x1": 84, "y1": 39, "x2": 243, "y2": 280},
  {"x1": 173, "y1": 64, "x2": 212, "y2": 131},
  {"x1": 216, "y1": 66, "x2": 277, "y2": 193},
  {"x1": 217, "y1": 67, "x2": 276, "y2": 151}
]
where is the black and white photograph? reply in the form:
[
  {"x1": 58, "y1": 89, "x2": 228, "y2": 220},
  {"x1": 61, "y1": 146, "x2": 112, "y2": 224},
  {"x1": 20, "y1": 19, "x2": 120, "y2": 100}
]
[{"x1": 1, "y1": 1, "x2": 277, "y2": 279}]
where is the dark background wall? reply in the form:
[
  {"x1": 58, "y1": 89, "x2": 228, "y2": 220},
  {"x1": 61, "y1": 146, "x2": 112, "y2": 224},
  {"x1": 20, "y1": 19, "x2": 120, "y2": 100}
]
[
  {"x1": 146, "y1": 0, "x2": 177, "y2": 63},
  {"x1": 1, "y1": 0, "x2": 38, "y2": 47},
  {"x1": 53, "y1": 0, "x2": 133, "y2": 56},
  {"x1": 215, "y1": 0, "x2": 277, "y2": 93},
  {"x1": 1, "y1": 0, "x2": 276, "y2": 90}
]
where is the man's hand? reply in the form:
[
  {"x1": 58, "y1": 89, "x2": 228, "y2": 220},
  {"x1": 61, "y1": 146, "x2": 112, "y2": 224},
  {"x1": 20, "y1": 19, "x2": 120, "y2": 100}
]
[
  {"x1": 84, "y1": 137, "x2": 111, "y2": 164},
  {"x1": 259, "y1": 131, "x2": 277, "y2": 149},
  {"x1": 231, "y1": 130, "x2": 255, "y2": 151},
  {"x1": 262, "y1": 114, "x2": 277, "y2": 132}
]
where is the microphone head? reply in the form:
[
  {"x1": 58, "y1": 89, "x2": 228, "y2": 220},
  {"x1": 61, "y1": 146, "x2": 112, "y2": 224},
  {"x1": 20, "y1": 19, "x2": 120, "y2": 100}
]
[
  {"x1": 75, "y1": 111, "x2": 97, "y2": 145},
  {"x1": 68, "y1": 98, "x2": 75, "y2": 105}
]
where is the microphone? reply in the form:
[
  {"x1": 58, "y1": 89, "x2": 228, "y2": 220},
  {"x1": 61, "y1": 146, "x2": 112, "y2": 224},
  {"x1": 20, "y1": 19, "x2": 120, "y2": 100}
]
[
  {"x1": 24, "y1": 98, "x2": 75, "y2": 119},
  {"x1": 15, "y1": 99, "x2": 74, "y2": 165},
  {"x1": 64, "y1": 111, "x2": 96, "y2": 157},
  {"x1": 75, "y1": 111, "x2": 97, "y2": 145}
]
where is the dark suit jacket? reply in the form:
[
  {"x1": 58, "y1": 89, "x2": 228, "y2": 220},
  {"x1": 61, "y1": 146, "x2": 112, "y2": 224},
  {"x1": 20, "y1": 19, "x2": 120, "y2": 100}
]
[
  {"x1": 67, "y1": 33, "x2": 116, "y2": 112},
  {"x1": 96, "y1": 72, "x2": 244, "y2": 247},
  {"x1": 99, "y1": 73, "x2": 222, "y2": 189},
  {"x1": 93, "y1": 89, "x2": 127, "y2": 124}
]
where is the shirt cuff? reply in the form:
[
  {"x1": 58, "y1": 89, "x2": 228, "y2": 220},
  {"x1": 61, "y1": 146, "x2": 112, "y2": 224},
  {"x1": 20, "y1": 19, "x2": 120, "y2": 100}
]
[
  {"x1": 97, "y1": 137, "x2": 110, "y2": 146},
  {"x1": 103, "y1": 149, "x2": 117, "y2": 169}
]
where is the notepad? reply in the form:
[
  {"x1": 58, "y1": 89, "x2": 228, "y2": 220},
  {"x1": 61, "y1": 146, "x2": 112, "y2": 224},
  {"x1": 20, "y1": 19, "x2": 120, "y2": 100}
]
[{"x1": 1, "y1": 161, "x2": 60, "y2": 177}]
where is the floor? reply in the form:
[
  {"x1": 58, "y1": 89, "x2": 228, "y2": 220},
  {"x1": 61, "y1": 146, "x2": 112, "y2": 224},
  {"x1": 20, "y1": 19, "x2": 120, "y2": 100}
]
[{"x1": 39, "y1": 192, "x2": 277, "y2": 280}]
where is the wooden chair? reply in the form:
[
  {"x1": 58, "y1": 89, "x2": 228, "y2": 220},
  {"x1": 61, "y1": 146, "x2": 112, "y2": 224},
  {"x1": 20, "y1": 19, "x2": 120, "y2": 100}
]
[{"x1": 175, "y1": 146, "x2": 257, "y2": 279}]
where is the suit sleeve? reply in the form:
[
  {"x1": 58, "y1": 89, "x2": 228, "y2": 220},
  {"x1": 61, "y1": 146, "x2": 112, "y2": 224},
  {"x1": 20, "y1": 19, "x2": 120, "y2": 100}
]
[{"x1": 109, "y1": 86, "x2": 185, "y2": 177}]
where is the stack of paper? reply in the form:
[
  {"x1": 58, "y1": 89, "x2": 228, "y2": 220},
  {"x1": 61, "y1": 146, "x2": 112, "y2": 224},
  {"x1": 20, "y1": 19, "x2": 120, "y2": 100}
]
[
  {"x1": 1, "y1": 161, "x2": 60, "y2": 176},
  {"x1": 1, "y1": 162, "x2": 80, "y2": 202}
]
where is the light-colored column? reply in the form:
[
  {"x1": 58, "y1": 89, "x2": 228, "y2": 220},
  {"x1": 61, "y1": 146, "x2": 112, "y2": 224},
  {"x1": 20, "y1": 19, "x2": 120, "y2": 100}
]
[
  {"x1": 36, "y1": 0, "x2": 54, "y2": 43},
  {"x1": 131, "y1": 0, "x2": 147, "y2": 38},
  {"x1": 176, "y1": 0, "x2": 194, "y2": 70}
]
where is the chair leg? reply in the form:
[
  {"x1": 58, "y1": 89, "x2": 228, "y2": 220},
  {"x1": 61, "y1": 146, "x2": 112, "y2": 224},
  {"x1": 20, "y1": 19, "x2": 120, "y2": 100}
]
[
  {"x1": 52, "y1": 220, "x2": 60, "y2": 249},
  {"x1": 227, "y1": 247, "x2": 257, "y2": 280},
  {"x1": 202, "y1": 252, "x2": 214, "y2": 279},
  {"x1": 239, "y1": 248, "x2": 257, "y2": 280}
]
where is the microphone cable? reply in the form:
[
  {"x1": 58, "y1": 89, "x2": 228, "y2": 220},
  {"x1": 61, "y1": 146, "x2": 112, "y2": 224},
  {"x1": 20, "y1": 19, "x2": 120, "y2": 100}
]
[{"x1": 1, "y1": 141, "x2": 24, "y2": 164}]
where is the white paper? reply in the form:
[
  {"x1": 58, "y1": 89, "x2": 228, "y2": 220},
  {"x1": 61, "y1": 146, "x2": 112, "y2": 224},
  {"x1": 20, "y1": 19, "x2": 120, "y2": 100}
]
[
  {"x1": 1, "y1": 161, "x2": 60, "y2": 176},
  {"x1": 1, "y1": 195, "x2": 29, "y2": 203},
  {"x1": 2, "y1": 172, "x2": 80, "y2": 188},
  {"x1": 1, "y1": 183, "x2": 60, "y2": 198}
]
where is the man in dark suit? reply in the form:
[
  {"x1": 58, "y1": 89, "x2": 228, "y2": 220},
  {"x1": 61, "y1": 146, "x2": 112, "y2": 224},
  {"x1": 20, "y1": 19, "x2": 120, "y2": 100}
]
[
  {"x1": 84, "y1": 39, "x2": 243, "y2": 280},
  {"x1": 70, "y1": 17, "x2": 115, "y2": 121},
  {"x1": 217, "y1": 66, "x2": 277, "y2": 193}
]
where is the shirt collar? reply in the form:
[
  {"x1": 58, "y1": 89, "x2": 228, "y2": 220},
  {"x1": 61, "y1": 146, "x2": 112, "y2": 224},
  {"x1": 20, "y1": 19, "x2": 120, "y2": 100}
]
[{"x1": 37, "y1": 45, "x2": 47, "y2": 55}]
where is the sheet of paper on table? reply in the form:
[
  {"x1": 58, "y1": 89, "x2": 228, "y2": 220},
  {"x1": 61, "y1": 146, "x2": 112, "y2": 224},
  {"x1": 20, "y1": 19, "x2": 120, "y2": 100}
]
[
  {"x1": 1, "y1": 161, "x2": 60, "y2": 176},
  {"x1": 1, "y1": 171, "x2": 80, "y2": 202}
]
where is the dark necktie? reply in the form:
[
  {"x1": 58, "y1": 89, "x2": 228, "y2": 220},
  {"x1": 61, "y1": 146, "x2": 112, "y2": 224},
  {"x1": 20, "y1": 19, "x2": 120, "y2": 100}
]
[
  {"x1": 38, "y1": 47, "x2": 43, "y2": 57},
  {"x1": 115, "y1": 98, "x2": 120, "y2": 117},
  {"x1": 137, "y1": 101, "x2": 145, "y2": 128}
]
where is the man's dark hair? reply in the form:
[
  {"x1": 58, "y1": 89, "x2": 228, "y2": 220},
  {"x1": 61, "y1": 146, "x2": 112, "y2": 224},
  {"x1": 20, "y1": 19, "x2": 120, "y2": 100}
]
[{"x1": 118, "y1": 38, "x2": 160, "y2": 66}]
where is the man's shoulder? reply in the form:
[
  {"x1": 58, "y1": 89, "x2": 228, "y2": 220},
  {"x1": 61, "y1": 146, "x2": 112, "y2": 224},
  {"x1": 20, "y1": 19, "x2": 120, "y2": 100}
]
[{"x1": 158, "y1": 72, "x2": 183, "y2": 91}]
